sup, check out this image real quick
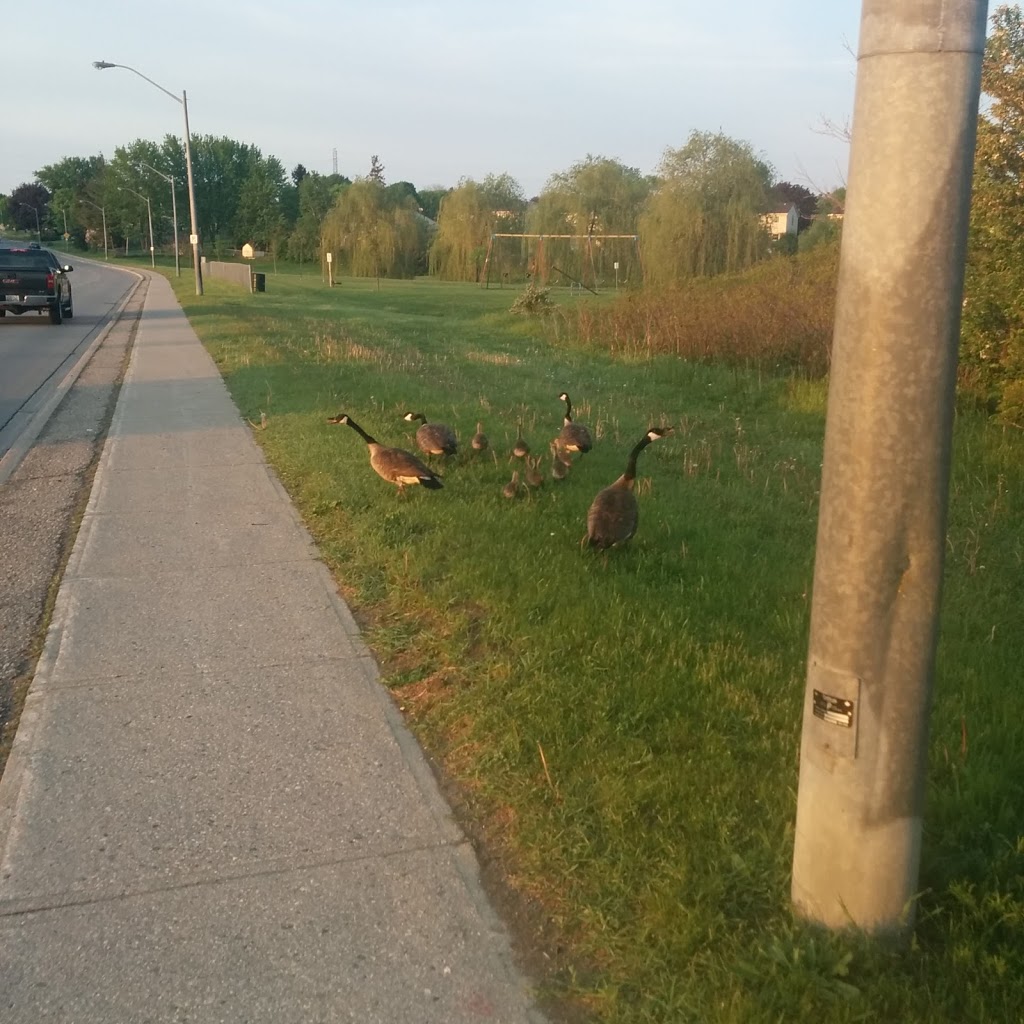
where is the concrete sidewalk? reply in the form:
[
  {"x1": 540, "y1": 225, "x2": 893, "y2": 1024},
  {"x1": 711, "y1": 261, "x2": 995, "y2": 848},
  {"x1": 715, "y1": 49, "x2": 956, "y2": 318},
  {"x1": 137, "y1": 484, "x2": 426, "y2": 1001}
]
[{"x1": 0, "y1": 274, "x2": 545, "y2": 1023}]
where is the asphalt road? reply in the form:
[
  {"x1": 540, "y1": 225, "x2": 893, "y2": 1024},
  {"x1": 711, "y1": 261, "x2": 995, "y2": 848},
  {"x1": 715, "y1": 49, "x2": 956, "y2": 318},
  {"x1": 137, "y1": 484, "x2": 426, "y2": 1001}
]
[
  {"x1": 0, "y1": 259, "x2": 142, "y2": 776},
  {"x1": 0, "y1": 255, "x2": 135, "y2": 462}
]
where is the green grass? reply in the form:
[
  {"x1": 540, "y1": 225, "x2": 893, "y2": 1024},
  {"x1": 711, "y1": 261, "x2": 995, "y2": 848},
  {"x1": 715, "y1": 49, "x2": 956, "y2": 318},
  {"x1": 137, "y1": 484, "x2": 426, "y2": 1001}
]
[{"x1": 167, "y1": 269, "x2": 1024, "y2": 1023}]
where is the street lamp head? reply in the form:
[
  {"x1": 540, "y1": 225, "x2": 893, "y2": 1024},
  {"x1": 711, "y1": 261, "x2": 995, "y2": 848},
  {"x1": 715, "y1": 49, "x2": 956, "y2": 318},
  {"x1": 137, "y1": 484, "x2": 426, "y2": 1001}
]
[{"x1": 93, "y1": 61, "x2": 116, "y2": 70}]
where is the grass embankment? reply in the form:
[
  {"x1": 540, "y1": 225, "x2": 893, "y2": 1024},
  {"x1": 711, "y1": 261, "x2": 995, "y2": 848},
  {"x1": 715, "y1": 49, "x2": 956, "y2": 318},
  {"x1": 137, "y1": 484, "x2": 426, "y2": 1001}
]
[{"x1": 168, "y1": 268, "x2": 1023, "y2": 1024}]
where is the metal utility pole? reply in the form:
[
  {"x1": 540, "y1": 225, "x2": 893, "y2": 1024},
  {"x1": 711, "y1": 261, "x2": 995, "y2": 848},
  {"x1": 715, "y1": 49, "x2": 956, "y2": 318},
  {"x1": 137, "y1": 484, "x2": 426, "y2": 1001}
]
[
  {"x1": 19, "y1": 203, "x2": 41, "y2": 242},
  {"x1": 181, "y1": 89, "x2": 204, "y2": 294},
  {"x1": 79, "y1": 199, "x2": 108, "y2": 260},
  {"x1": 93, "y1": 61, "x2": 203, "y2": 294},
  {"x1": 120, "y1": 187, "x2": 155, "y2": 267},
  {"x1": 142, "y1": 161, "x2": 180, "y2": 277},
  {"x1": 791, "y1": 0, "x2": 989, "y2": 936}
]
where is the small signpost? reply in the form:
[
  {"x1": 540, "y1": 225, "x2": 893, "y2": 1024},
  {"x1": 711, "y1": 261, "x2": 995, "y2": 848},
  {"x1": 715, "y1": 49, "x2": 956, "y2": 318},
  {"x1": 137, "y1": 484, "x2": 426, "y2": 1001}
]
[{"x1": 326, "y1": 251, "x2": 334, "y2": 288}]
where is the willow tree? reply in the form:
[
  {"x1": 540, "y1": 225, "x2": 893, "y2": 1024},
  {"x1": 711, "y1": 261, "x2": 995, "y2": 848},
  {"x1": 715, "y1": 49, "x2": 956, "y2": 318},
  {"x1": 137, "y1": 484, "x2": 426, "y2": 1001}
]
[
  {"x1": 430, "y1": 180, "x2": 490, "y2": 280},
  {"x1": 321, "y1": 179, "x2": 425, "y2": 281},
  {"x1": 639, "y1": 132, "x2": 773, "y2": 284},
  {"x1": 430, "y1": 174, "x2": 526, "y2": 281},
  {"x1": 530, "y1": 155, "x2": 649, "y2": 234},
  {"x1": 526, "y1": 156, "x2": 650, "y2": 286}
]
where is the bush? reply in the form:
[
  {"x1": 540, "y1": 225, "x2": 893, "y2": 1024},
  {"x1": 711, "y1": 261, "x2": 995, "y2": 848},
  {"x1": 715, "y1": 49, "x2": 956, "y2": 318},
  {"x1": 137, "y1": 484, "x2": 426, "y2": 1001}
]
[{"x1": 510, "y1": 283, "x2": 554, "y2": 316}]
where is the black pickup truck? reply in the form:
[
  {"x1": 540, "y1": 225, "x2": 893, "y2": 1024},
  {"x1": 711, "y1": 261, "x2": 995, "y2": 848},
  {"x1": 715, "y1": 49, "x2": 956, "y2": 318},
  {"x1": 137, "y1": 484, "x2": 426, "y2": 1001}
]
[{"x1": 0, "y1": 246, "x2": 74, "y2": 324}]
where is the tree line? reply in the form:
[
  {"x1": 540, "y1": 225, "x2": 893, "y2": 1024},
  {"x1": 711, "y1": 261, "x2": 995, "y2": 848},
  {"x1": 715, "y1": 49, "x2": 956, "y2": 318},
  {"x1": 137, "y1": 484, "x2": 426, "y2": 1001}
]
[{"x1": 1, "y1": 126, "x2": 824, "y2": 286}]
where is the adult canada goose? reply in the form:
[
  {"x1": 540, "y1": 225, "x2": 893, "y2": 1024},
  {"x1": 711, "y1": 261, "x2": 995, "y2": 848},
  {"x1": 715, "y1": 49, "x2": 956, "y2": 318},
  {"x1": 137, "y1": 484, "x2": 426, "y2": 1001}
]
[
  {"x1": 583, "y1": 427, "x2": 672, "y2": 549},
  {"x1": 403, "y1": 411, "x2": 458, "y2": 456},
  {"x1": 511, "y1": 421, "x2": 530, "y2": 460},
  {"x1": 328, "y1": 414, "x2": 443, "y2": 495},
  {"x1": 502, "y1": 470, "x2": 523, "y2": 499},
  {"x1": 556, "y1": 392, "x2": 593, "y2": 455},
  {"x1": 471, "y1": 421, "x2": 489, "y2": 451}
]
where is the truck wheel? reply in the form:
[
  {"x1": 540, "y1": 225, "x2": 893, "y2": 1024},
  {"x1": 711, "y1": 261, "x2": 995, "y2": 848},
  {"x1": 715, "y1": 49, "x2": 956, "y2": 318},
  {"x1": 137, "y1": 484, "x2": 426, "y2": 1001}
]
[{"x1": 48, "y1": 302, "x2": 63, "y2": 325}]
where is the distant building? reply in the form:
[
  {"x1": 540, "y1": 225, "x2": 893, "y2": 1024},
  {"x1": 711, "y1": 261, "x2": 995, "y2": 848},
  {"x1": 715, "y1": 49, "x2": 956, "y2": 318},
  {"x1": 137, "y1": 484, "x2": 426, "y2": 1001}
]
[{"x1": 763, "y1": 203, "x2": 799, "y2": 238}]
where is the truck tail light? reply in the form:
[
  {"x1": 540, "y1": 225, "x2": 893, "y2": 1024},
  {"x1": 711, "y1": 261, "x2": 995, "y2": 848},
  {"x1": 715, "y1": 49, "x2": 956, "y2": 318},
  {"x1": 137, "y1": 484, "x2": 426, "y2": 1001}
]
[{"x1": 45, "y1": 272, "x2": 55, "y2": 291}]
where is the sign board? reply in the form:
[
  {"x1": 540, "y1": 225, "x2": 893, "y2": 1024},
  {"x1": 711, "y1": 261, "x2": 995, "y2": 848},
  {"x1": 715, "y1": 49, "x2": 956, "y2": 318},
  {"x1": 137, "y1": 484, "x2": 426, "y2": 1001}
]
[
  {"x1": 241, "y1": 243, "x2": 254, "y2": 260},
  {"x1": 326, "y1": 252, "x2": 333, "y2": 263},
  {"x1": 190, "y1": 234, "x2": 199, "y2": 245}
]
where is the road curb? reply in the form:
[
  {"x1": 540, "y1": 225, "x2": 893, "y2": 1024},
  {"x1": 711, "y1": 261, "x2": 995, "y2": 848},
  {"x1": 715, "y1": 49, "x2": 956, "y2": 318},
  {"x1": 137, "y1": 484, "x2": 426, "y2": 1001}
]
[{"x1": 0, "y1": 268, "x2": 145, "y2": 488}]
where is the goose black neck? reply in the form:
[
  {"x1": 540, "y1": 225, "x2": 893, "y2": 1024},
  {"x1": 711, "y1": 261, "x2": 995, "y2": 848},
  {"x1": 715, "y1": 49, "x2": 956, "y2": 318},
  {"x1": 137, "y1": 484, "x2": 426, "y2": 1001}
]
[
  {"x1": 563, "y1": 395, "x2": 573, "y2": 421},
  {"x1": 346, "y1": 418, "x2": 376, "y2": 444},
  {"x1": 624, "y1": 436, "x2": 653, "y2": 480}
]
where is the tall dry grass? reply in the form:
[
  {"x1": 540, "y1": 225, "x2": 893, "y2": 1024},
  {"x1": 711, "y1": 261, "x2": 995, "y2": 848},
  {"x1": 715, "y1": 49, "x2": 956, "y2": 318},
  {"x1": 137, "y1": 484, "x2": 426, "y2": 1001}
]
[{"x1": 563, "y1": 243, "x2": 840, "y2": 374}]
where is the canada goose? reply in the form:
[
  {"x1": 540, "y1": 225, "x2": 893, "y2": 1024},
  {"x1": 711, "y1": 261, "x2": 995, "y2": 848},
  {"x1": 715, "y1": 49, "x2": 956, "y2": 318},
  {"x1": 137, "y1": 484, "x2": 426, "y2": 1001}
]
[
  {"x1": 556, "y1": 392, "x2": 593, "y2": 456},
  {"x1": 524, "y1": 455, "x2": 544, "y2": 489},
  {"x1": 471, "y1": 421, "x2": 489, "y2": 451},
  {"x1": 550, "y1": 441, "x2": 570, "y2": 481},
  {"x1": 502, "y1": 470, "x2": 523, "y2": 499},
  {"x1": 328, "y1": 414, "x2": 443, "y2": 495},
  {"x1": 511, "y1": 422, "x2": 530, "y2": 460},
  {"x1": 582, "y1": 427, "x2": 672, "y2": 549},
  {"x1": 403, "y1": 411, "x2": 458, "y2": 456}
]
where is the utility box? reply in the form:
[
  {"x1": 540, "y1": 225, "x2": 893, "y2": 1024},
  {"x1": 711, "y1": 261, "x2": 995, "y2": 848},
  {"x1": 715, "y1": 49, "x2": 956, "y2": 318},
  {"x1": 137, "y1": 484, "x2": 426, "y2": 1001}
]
[{"x1": 251, "y1": 272, "x2": 266, "y2": 293}]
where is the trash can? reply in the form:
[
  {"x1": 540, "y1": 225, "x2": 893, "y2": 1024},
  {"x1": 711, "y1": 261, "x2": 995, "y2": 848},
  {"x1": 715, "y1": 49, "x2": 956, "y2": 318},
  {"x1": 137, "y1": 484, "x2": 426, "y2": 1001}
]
[{"x1": 252, "y1": 272, "x2": 266, "y2": 293}]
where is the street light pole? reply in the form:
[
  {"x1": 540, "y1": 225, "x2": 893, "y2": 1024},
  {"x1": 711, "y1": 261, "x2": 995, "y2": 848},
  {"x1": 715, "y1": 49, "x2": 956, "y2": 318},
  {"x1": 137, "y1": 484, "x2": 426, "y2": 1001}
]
[
  {"x1": 120, "y1": 186, "x2": 155, "y2": 267},
  {"x1": 79, "y1": 199, "x2": 109, "y2": 260},
  {"x1": 92, "y1": 60, "x2": 203, "y2": 294},
  {"x1": 141, "y1": 161, "x2": 180, "y2": 276},
  {"x1": 19, "y1": 203, "x2": 41, "y2": 242}
]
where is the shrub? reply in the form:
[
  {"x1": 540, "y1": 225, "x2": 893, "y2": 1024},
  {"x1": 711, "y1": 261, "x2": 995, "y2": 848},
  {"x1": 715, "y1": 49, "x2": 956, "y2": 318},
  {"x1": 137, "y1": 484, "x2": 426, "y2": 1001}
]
[{"x1": 510, "y1": 283, "x2": 554, "y2": 316}]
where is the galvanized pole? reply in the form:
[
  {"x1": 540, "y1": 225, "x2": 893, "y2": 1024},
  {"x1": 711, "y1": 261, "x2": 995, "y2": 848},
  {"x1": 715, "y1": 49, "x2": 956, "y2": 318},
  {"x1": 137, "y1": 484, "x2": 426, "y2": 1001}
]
[
  {"x1": 181, "y1": 90, "x2": 204, "y2": 295},
  {"x1": 792, "y1": 0, "x2": 989, "y2": 935},
  {"x1": 169, "y1": 176, "x2": 180, "y2": 277},
  {"x1": 142, "y1": 162, "x2": 180, "y2": 277},
  {"x1": 92, "y1": 62, "x2": 203, "y2": 292},
  {"x1": 146, "y1": 195, "x2": 155, "y2": 268}
]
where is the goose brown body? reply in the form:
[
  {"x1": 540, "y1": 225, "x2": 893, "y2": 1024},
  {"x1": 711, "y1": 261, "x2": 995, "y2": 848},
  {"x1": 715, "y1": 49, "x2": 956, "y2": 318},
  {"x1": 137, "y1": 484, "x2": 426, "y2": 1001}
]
[
  {"x1": 471, "y1": 422, "x2": 489, "y2": 451},
  {"x1": 584, "y1": 427, "x2": 671, "y2": 548},
  {"x1": 404, "y1": 411, "x2": 458, "y2": 456},
  {"x1": 511, "y1": 422, "x2": 530, "y2": 460},
  {"x1": 556, "y1": 392, "x2": 593, "y2": 455},
  {"x1": 550, "y1": 440, "x2": 571, "y2": 481},
  {"x1": 502, "y1": 470, "x2": 522, "y2": 499},
  {"x1": 328, "y1": 414, "x2": 443, "y2": 493}
]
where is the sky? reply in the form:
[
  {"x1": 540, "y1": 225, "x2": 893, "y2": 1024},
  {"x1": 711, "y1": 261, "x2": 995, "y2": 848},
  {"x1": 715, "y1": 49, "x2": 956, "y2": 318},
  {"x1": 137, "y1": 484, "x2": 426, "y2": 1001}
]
[{"x1": 5, "y1": 0, "x2": 862, "y2": 199}]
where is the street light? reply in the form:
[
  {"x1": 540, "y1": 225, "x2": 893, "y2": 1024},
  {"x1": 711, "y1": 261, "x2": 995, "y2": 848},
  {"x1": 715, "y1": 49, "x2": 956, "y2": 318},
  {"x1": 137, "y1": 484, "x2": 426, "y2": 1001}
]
[
  {"x1": 79, "y1": 199, "x2": 109, "y2": 260},
  {"x1": 140, "y1": 161, "x2": 180, "y2": 276},
  {"x1": 119, "y1": 186, "x2": 155, "y2": 267},
  {"x1": 93, "y1": 60, "x2": 203, "y2": 294},
  {"x1": 18, "y1": 203, "x2": 41, "y2": 242}
]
